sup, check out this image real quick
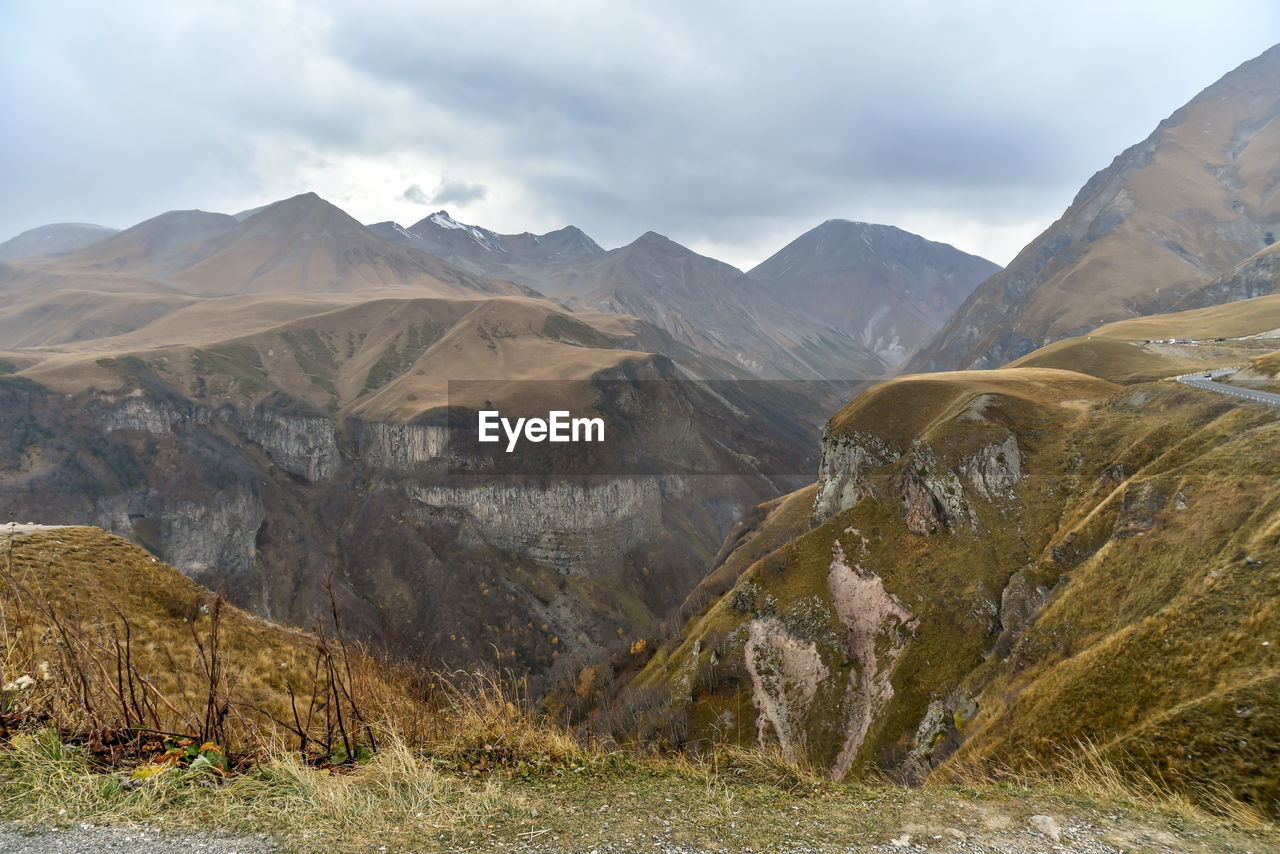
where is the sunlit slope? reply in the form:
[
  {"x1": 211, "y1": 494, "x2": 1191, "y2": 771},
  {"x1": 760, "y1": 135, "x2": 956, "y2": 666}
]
[{"x1": 14, "y1": 295, "x2": 674, "y2": 420}]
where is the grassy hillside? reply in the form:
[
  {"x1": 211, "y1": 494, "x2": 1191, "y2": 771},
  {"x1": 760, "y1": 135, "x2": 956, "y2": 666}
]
[
  {"x1": 1009, "y1": 293, "x2": 1280, "y2": 383},
  {"x1": 597, "y1": 340, "x2": 1280, "y2": 815},
  {"x1": 1228, "y1": 349, "x2": 1280, "y2": 393},
  {"x1": 0, "y1": 525, "x2": 409, "y2": 756},
  {"x1": 12, "y1": 295, "x2": 653, "y2": 420},
  {"x1": 0, "y1": 526, "x2": 1274, "y2": 853}
]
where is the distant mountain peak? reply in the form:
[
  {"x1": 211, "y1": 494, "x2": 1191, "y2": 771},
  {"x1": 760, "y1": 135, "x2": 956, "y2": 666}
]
[
  {"x1": 229, "y1": 193, "x2": 370, "y2": 242},
  {"x1": 0, "y1": 222, "x2": 121, "y2": 261},
  {"x1": 750, "y1": 219, "x2": 1000, "y2": 365},
  {"x1": 815, "y1": 219, "x2": 906, "y2": 236},
  {"x1": 376, "y1": 211, "x2": 603, "y2": 275},
  {"x1": 265, "y1": 191, "x2": 339, "y2": 211},
  {"x1": 542, "y1": 224, "x2": 604, "y2": 256},
  {"x1": 256, "y1": 191, "x2": 329, "y2": 213},
  {"x1": 427, "y1": 210, "x2": 466, "y2": 230},
  {"x1": 630, "y1": 231, "x2": 681, "y2": 251}
]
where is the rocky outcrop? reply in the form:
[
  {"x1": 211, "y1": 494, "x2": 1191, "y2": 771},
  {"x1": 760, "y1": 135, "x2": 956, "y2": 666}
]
[
  {"x1": 813, "y1": 432, "x2": 899, "y2": 521},
  {"x1": 90, "y1": 482, "x2": 263, "y2": 585},
  {"x1": 993, "y1": 567, "x2": 1051, "y2": 658},
  {"x1": 906, "y1": 690, "x2": 979, "y2": 776},
  {"x1": 218, "y1": 404, "x2": 339, "y2": 482},
  {"x1": 962, "y1": 436, "x2": 1023, "y2": 502},
  {"x1": 407, "y1": 477, "x2": 666, "y2": 575},
  {"x1": 247, "y1": 411, "x2": 338, "y2": 481},
  {"x1": 1113, "y1": 479, "x2": 1169, "y2": 538},
  {"x1": 902, "y1": 444, "x2": 972, "y2": 536},
  {"x1": 350, "y1": 421, "x2": 448, "y2": 470},
  {"x1": 156, "y1": 485, "x2": 264, "y2": 583},
  {"x1": 101, "y1": 390, "x2": 341, "y2": 482},
  {"x1": 98, "y1": 391, "x2": 203, "y2": 435},
  {"x1": 815, "y1": 424, "x2": 1023, "y2": 535}
]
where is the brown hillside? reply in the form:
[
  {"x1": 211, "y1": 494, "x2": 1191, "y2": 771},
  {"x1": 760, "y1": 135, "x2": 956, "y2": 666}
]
[{"x1": 912, "y1": 44, "x2": 1280, "y2": 371}]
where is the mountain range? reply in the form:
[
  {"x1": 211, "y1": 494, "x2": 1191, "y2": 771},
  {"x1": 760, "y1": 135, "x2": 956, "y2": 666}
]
[{"x1": 373, "y1": 210, "x2": 997, "y2": 369}]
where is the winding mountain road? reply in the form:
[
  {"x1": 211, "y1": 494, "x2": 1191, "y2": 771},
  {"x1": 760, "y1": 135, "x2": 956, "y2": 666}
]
[{"x1": 1175, "y1": 367, "x2": 1280, "y2": 407}]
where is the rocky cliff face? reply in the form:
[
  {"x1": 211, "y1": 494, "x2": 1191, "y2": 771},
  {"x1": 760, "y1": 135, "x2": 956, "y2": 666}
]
[
  {"x1": 231, "y1": 405, "x2": 340, "y2": 482},
  {"x1": 407, "y1": 478, "x2": 667, "y2": 575},
  {"x1": 350, "y1": 421, "x2": 449, "y2": 469},
  {"x1": 1179, "y1": 241, "x2": 1280, "y2": 308},
  {"x1": 811, "y1": 432, "x2": 898, "y2": 522},
  {"x1": 813, "y1": 414, "x2": 1022, "y2": 531}
]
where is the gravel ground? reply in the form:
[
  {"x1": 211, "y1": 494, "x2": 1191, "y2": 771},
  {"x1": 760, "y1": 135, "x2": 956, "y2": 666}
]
[
  {"x1": 0, "y1": 824, "x2": 278, "y2": 853},
  {"x1": 0, "y1": 814, "x2": 1270, "y2": 854}
]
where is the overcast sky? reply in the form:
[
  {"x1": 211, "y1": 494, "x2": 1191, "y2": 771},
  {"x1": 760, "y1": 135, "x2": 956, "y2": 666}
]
[{"x1": 3, "y1": 2, "x2": 1279, "y2": 269}]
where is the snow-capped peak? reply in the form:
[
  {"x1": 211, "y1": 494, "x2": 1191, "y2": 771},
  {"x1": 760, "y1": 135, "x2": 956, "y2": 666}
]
[
  {"x1": 429, "y1": 210, "x2": 465, "y2": 230},
  {"x1": 422, "y1": 210, "x2": 506, "y2": 253}
]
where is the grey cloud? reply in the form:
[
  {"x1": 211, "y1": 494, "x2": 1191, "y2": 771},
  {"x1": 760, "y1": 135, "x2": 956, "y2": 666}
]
[
  {"x1": 312, "y1": 0, "x2": 1280, "y2": 257},
  {"x1": 401, "y1": 180, "x2": 487, "y2": 208},
  {"x1": 3, "y1": 1, "x2": 1280, "y2": 266},
  {"x1": 401, "y1": 184, "x2": 430, "y2": 205},
  {"x1": 429, "y1": 180, "x2": 487, "y2": 206}
]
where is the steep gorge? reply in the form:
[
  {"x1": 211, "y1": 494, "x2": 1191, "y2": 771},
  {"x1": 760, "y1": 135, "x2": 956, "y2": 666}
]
[{"x1": 0, "y1": 345, "x2": 821, "y2": 677}]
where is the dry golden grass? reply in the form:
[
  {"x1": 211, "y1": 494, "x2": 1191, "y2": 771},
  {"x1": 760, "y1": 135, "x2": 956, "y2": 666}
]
[
  {"x1": 10, "y1": 292, "x2": 648, "y2": 422},
  {"x1": 1089, "y1": 293, "x2": 1280, "y2": 340},
  {"x1": 1007, "y1": 296, "x2": 1280, "y2": 383},
  {"x1": 0, "y1": 526, "x2": 423, "y2": 761},
  {"x1": 939, "y1": 737, "x2": 1275, "y2": 831},
  {"x1": 3, "y1": 726, "x2": 1276, "y2": 854},
  {"x1": 826, "y1": 367, "x2": 1117, "y2": 441}
]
